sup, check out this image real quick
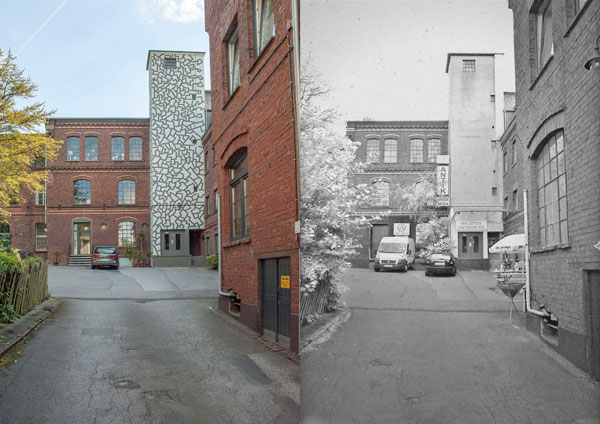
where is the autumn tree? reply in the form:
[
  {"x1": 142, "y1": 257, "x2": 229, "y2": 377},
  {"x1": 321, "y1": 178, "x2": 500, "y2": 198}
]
[
  {"x1": 0, "y1": 49, "x2": 62, "y2": 220},
  {"x1": 300, "y1": 68, "x2": 375, "y2": 322}
]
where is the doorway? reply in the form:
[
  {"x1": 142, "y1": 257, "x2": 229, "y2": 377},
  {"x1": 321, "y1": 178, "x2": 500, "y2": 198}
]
[
  {"x1": 586, "y1": 271, "x2": 600, "y2": 380},
  {"x1": 161, "y1": 230, "x2": 186, "y2": 256},
  {"x1": 72, "y1": 221, "x2": 91, "y2": 255},
  {"x1": 458, "y1": 232, "x2": 483, "y2": 259},
  {"x1": 370, "y1": 224, "x2": 389, "y2": 259},
  {"x1": 261, "y1": 257, "x2": 291, "y2": 347}
]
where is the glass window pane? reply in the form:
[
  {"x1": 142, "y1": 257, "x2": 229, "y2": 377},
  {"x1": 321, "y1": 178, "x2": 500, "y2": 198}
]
[
  {"x1": 558, "y1": 174, "x2": 566, "y2": 197},
  {"x1": 175, "y1": 233, "x2": 181, "y2": 250},
  {"x1": 111, "y1": 137, "x2": 125, "y2": 160},
  {"x1": 118, "y1": 180, "x2": 136, "y2": 205},
  {"x1": 129, "y1": 137, "x2": 143, "y2": 160},
  {"x1": 559, "y1": 197, "x2": 568, "y2": 221},
  {"x1": 556, "y1": 132, "x2": 564, "y2": 153},
  {"x1": 164, "y1": 233, "x2": 170, "y2": 250},
  {"x1": 259, "y1": 0, "x2": 274, "y2": 52},
  {"x1": 543, "y1": 163, "x2": 550, "y2": 183},
  {"x1": 557, "y1": 152, "x2": 565, "y2": 175},
  {"x1": 67, "y1": 137, "x2": 80, "y2": 160},
  {"x1": 461, "y1": 236, "x2": 467, "y2": 253},
  {"x1": 410, "y1": 139, "x2": 423, "y2": 162},
  {"x1": 74, "y1": 180, "x2": 91, "y2": 204},
  {"x1": 384, "y1": 140, "x2": 397, "y2": 163},
  {"x1": 550, "y1": 157, "x2": 557, "y2": 180},
  {"x1": 560, "y1": 220, "x2": 568, "y2": 244},
  {"x1": 428, "y1": 139, "x2": 441, "y2": 162},
  {"x1": 538, "y1": 187, "x2": 545, "y2": 207},
  {"x1": 540, "y1": 229, "x2": 546, "y2": 247},
  {"x1": 539, "y1": 206, "x2": 546, "y2": 228},
  {"x1": 549, "y1": 136, "x2": 556, "y2": 158},
  {"x1": 85, "y1": 137, "x2": 98, "y2": 161},
  {"x1": 538, "y1": 166, "x2": 544, "y2": 186},
  {"x1": 367, "y1": 140, "x2": 379, "y2": 163},
  {"x1": 473, "y1": 236, "x2": 479, "y2": 253},
  {"x1": 118, "y1": 221, "x2": 135, "y2": 247}
]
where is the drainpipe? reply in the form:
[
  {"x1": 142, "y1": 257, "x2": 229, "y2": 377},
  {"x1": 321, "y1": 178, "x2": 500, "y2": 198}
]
[
  {"x1": 523, "y1": 189, "x2": 545, "y2": 317},
  {"x1": 216, "y1": 194, "x2": 234, "y2": 298}
]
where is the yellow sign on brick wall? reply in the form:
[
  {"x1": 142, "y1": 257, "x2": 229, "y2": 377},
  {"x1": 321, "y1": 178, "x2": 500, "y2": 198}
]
[{"x1": 280, "y1": 275, "x2": 290, "y2": 289}]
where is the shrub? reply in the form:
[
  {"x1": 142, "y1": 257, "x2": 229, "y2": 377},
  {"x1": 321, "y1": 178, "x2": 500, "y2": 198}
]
[
  {"x1": 207, "y1": 255, "x2": 218, "y2": 270},
  {"x1": 0, "y1": 250, "x2": 21, "y2": 276}
]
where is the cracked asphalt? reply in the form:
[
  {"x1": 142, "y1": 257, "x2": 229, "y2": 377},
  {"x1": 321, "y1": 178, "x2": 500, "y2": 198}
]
[
  {"x1": 301, "y1": 268, "x2": 600, "y2": 424},
  {"x1": 0, "y1": 267, "x2": 299, "y2": 424}
]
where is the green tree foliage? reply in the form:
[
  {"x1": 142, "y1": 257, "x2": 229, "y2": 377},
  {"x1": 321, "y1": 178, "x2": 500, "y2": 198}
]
[
  {"x1": 0, "y1": 49, "x2": 62, "y2": 219},
  {"x1": 300, "y1": 68, "x2": 374, "y2": 302}
]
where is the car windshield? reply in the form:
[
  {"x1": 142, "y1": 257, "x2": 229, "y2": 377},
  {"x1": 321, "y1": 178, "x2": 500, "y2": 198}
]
[
  {"x1": 95, "y1": 247, "x2": 116, "y2": 254},
  {"x1": 378, "y1": 243, "x2": 406, "y2": 253},
  {"x1": 430, "y1": 253, "x2": 451, "y2": 261}
]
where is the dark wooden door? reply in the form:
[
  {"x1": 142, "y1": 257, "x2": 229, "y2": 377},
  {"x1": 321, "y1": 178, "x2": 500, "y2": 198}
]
[
  {"x1": 261, "y1": 257, "x2": 291, "y2": 347},
  {"x1": 370, "y1": 224, "x2": 389, "y2": 259}
]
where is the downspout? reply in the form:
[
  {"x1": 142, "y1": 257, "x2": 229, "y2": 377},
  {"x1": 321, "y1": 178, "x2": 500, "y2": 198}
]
[
  {"x1": 523, "y1": 189, "x2": 545, "y2": 316},
  {"x1": 217, "y1": 193, "x2": 234, "y2": 298}
]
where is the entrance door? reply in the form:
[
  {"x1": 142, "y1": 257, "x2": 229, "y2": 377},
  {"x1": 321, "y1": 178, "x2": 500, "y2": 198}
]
[
  {"x1": 161, "y1": 230, "x2": 185, "y2": 256},
  {"x1": 261, "y1": 257, "x2": 291, "y2": 347},
  {"x1": 587, "y1": 271, "x2": 600, "y2": 380},
  {"x1": 458, "y1": 232, "x2": 483, "y2": 259},
  {"x1": 73, "y1": 222, "x2": 91, "y2": 255},
  {"x1": 370, "y1": 224, "x2": 389, "y2": 259}
]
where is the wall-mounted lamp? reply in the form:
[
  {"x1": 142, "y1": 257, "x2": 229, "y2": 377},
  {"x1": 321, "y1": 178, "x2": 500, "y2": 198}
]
[{"x1": 584, "y1": 35, "x2": 600, "y2": 70}]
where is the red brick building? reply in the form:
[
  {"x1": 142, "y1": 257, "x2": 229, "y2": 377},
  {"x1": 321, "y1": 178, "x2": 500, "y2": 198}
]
[
  {"x1": 5, "y1": 118, "x2": 151, "y2": 264},
  {"x1": 205, "y1": 0, "x2": 300, "y2": 351},
  {"x1": 508, "y1": 0, "x2": 600, "y2": 379}
]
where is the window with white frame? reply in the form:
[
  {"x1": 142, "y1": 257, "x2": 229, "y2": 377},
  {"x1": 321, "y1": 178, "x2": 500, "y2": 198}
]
[
  {"x1": 129, "y1": 137, "x2": 142, "y2": 160},
  {"x1": 428, "y1": 139, "x2": 441, "y2": 162},
  {"x1": 118, "y1": 221, "x2": 136, "y2": 247},
  {"x1": 35, "y1": 190, "x2": 46, "y2": 206},
  {"x1": 537, "y1": 131, "x2": 568, "y2": 247},
  {"x1": 462, "y1": 59, "x2": 475, "y2": 72},
  {"x1": 118, "y1": 180, "x2": 135, "y2": 205},
  {"x1": 367, "y1": 140, "x2": 379, "y2": 163},
  {"x1": 373, "y1": 180, "x2": 389, "y2": 207},
  {"x1": 66, "y1": 137, "x2": 80, "y2": 161},
  {"x1": 383, "y1": 139, "x2": 397, "y2": 163},
  {"x1": 535, "y1": 0, "x2": 554, "y2": 73},
  {"x1": 73, "y1": 180, "x2": 91, "y2": 204},
  {"x1": 164, "y1": 57, "x2": 177, "y2": 69},
  {"x1": 227, "y1": 27, "x2": 240, "y2": 96},
  {"x1": 85, "y1": 136, "x2": 98, "y2": 161},
  {"x1": 35, "y1": 222, "x2": 47, "y2": 251},
  {"x1": 111, "y1": 136, "x2": 125, "y2": 161},
  {"x1": 410, "y1": 139, "x2": 423, "y2": 163},
  {"x1": 253, "y1": 0, "x2": 274, "y2": 57}
]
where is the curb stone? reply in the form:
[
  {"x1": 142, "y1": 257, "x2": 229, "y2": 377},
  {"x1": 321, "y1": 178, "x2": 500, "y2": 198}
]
[
  {"x1": 0, "y1": 297, "x2": 65, "y2": 357},
  {"x1": 301, "y1": 308, "x2": 351, "y2": 354}
]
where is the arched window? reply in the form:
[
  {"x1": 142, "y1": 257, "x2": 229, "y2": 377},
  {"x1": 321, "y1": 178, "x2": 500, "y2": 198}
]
[
  {"x1": 373, "y1": 180, "x2": 390, "y2": 207},
  {"x1": 229, "y1": 152, "x2": 249, "y2": 239},
  {"x1": 66, "y1": 137, "x2": 80, "y2": 161},
  {"x1": 111, "y1": 136, "x2": 125, "y2": 161},
  {"x1": 428, "y1": 139, "x2": 441, "y2": 162},
  {"x1": 410, "y1": 139, "x2": 424, "y2": 163},
  {"x1": 367, "y1": 139, "x2": 380, "y2": 163},
  {"x1": 129, "y1": 137, "x2": 142, "y2": 160},
  {"x1": 383, "y1": 139, "x2": 397, "y2": 163},
  {"x1": 118, "y1": 180, "x2": 136, "y2": 205},
  {"x1": 73, "y1": 180, "x2": 91, "y2": 204},
  {"x1": 536, "y1": 130, "x2": 567, "y2": 247},
  {"x1": 84, "y1": 136, "x2": 98, "y2": 161},
  {"x1": 118, "y1": 221, "x2": 136, "y2": 247}
]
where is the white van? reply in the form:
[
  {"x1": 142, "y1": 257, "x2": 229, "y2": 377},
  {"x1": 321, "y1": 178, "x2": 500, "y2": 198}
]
[{"x1": 374, "y1": 236, "x2": 416, "y2": 272}]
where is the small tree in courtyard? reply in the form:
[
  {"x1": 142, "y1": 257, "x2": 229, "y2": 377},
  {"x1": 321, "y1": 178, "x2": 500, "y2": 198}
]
[
  {"x1": 0, "y1": 49, "x2": 62, "y2": 220},
  {"x1": 300, "y1": 67, "x2": 375, "y2": 322}
]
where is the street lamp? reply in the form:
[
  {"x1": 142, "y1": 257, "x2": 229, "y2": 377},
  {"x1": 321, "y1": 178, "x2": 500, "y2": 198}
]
[{"x1": 583, "y1": 35, "x2": 600, "y2": 70}]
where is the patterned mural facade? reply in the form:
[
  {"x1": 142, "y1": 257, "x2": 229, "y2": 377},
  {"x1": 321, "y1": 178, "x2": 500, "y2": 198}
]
[{"x1": 147, "y1": 51, "x2": 206, "y2": 256}]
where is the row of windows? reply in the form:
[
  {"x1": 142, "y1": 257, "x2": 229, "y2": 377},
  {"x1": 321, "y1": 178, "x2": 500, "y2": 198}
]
[
  {"x1": 367, "y1": 139, "x2": 441, "y2": 164},
  {"x1": 72, "y1": 180, "x2": 136, "y2": 205},
  {"x1": 503, "y1": 140, "x2": 518, "y2": 173},
  {"x1": 29, "y1": 221, "x2": 138, "y2": 251},
  {"x1": 66, "y1": 136, "x2": 143, "y2": 161},
  {"x1": 204, "y1": 232, "x2": 219, "y2": 256},
  {"x1": 226, "y1": 0, "x2": 275, "y2": 96}
]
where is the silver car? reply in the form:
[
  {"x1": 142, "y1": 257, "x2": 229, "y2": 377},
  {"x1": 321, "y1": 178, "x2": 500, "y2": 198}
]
[{"x1": 91, "y1": 246, "x2": 119, "y2": 270}]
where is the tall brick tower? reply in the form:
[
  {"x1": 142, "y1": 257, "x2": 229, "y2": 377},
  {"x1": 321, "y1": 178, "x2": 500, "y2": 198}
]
[{"x1": 147, "y1": 50, "x2": 206, "y2": 266}]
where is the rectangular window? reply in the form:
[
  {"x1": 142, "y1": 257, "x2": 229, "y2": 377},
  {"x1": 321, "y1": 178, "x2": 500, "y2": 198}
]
[
  {"x1": 512, "y1": 189, "x2": 519, "y2": 211},
  {"x1": 253, "y1": 0, "x2": 275, "y2": 57},
  {"x1": 473, "y1": 236, "x2": 479, "y2": 253},
  {"x1": 35, "y1": 190, "x2": 46, "y2": 206},
  {"x1": 373, "y1": 181, "x2": 390, "y2": 207},
  {"x1": 367, "y1": 140, "x2": 380, "y2": 163},
  {"x1": 462, "y1": 59, "x2": 475, "y2": 72},
  {"x1": 164, "y1": 57, "x2": 177, "y2": 69},
  {"x1": 175, "y1": 233, "x2": 181, "y2": 250},
  {"x1": 536, "y1": 0, "x2": 554, "y2": 73},
  {"x1": 129, "y1": 137, "x2": 142, "y2": 160},
  {"x1": 503, "y1": 150, "x2": 508, "y2": 173},
  {"x1": 492, "y1": 187, "x2": 498, "y2": 196},
  {"x1": 73, "y1": 180, "x2": 91, "y2": 205},
  {"x1": 383, "y1": 140, "x2": 397, "y2": 163},
  {"x1": 111, "y1": 137, "x2": 125, "y2": 161},
  {"x1": 461, "y1": 235, "x2": 468, "y2": 253},
  {"x1": 230, "y1": 154, "x2": 249, "y2": 239},
  {"x1": 164, "y1": 233, "x2": 170, "y2": 250},
  {"x1": 206, "y1": 195, "x2": 210, "y2": 215},
  {"x1": 428, "y1": 139, "x2": 441, "y2": 162},
  {"x1": 118, "y1": 180, "x2": 136, "y2": 205},
  {"x1": 214, "y1": 189, "x2": 218, "y2": 213},
  {"x1": 66, "y1": 137, "x2": 80, "y2": 161},
  {"x1": 35, "y1": 223, "x2": 47, "y2": 251},
  {"x1": 410, "y1": 139, "x2": 424, "y2": 163},
  {"x1": 537, "y1": 131, "x2": 568, "y2": 247},
  {"x1": 206, "y1": 109, "x2": 212, "y2": 127},
  {"x1": 205, "y1": 151, "x2": 209, "y2": 174},
  {"x1": 214, "y1": 233, "x2": 218, "y2": 254},
  {"x1": 85, "y1": 136, "x2": 98, "y2": 161},
  {"x1": 227, "y1": 28, "x2": 241, "y2": 96},
  {"x1": 205, "y1": 236, "x2": 211, "y2": 256}
]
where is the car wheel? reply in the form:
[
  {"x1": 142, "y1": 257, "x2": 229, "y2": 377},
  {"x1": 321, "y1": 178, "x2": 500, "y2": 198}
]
[
  {"x1": 402, "y1": 264, "x2": 408, "y2": 272},
  {"x1": 374, "y1": 268, "x2": 380, "y2": 272},
  {"x1": 425, "y1": 270, "x2": 430, "y2": 276}
]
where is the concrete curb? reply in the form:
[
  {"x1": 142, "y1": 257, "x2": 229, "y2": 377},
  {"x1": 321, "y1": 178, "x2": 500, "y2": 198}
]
[
  {"x1": 0, "y1": 297, "x2": 65, "y2": 357},
  {"x1": 301, "y1": 308, "x2": 351, "y2": 354}
]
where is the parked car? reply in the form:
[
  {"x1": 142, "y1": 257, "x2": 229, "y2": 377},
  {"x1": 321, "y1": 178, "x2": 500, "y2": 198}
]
[
  {"x1": 374, "y1": 236, "x2": 416, "y2": 272},
  {"x1": 91, "y1": 246, "x2": 119, "y2": 270},
  {"x1": 425, "y1": 251, "x2": 456, "y2": 276}
]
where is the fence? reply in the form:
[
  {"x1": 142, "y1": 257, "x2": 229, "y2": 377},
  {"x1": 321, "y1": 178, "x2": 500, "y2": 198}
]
[
  {"x1": 300, "y1": 277, "x2": 333, "y2": 324},
  {"x1": 1, "y1": 260, "x2": 48, "y2": 322}
]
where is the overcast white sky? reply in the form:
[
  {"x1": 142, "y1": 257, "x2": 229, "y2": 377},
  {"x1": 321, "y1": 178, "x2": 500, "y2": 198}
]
[{"x1": 301, "y1": 0, "x2": 515, "y2": 133}]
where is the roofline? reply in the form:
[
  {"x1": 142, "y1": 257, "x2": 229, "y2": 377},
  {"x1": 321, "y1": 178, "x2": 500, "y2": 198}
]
[
  {"x1": 146, "y1": 50, "x2": 205, "y2": 70},
  {"x1": 445, "y1": 52, "x2": 504, "y2": 73},
  {"x1": 48, "y1": 117, "x2": 149, "y2": 121},
  {"x1": 346, "y1": 120, "x2": 449, "y2": 127}
]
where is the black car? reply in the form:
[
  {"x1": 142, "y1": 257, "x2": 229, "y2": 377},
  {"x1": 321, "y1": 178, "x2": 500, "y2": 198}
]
[
  {"x1": 91, "y1": 246, "x2": 119, "y2": 269},
  {"x1": 425, "y1": 252, "x2": 457, "y2": 276}
]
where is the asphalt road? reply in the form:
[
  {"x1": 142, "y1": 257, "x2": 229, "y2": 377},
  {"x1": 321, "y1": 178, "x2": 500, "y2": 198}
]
[
  {"x1": 0, "y1": 267, "x2": 299, "y2": 424},
  {"x1": 301, "y1": 268, "x2": 600, "y2": 424}
]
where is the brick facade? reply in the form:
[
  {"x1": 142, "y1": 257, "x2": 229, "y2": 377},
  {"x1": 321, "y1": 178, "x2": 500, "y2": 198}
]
[
  {"x1": 6, "y1": 118, "x2": 151, "y2": 263},
  {"x1": 508, "y1": 0, "x2": 600, "y2": 378},
  {"x1": 347, "y1": 120, "x2": 449, "y2": 267},
  {"x1": 205, "y1": 0, "x2": 300, "y2": 352}
]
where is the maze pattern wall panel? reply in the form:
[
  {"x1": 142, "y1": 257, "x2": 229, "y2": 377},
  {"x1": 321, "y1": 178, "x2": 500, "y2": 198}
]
[{"x1": 148, "y1": 51, "x2": 206, "y2": 256}]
